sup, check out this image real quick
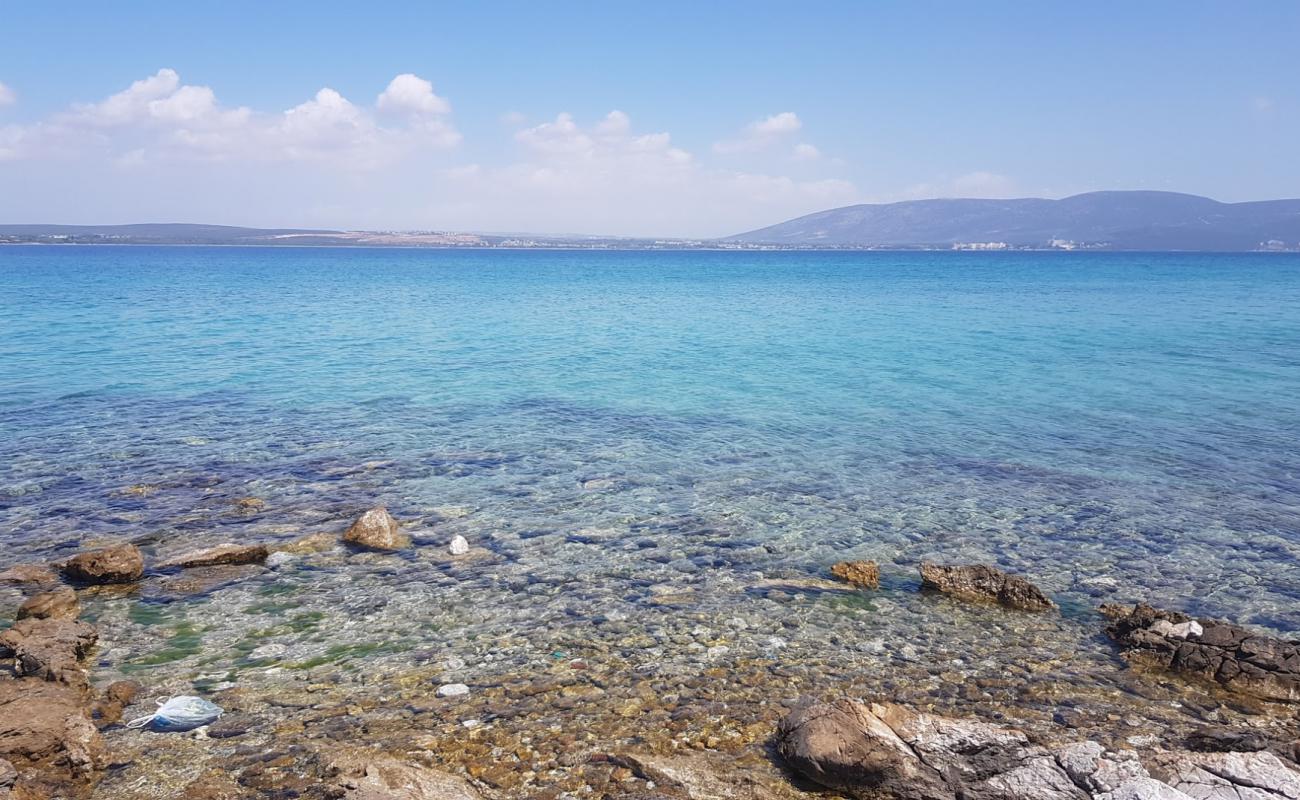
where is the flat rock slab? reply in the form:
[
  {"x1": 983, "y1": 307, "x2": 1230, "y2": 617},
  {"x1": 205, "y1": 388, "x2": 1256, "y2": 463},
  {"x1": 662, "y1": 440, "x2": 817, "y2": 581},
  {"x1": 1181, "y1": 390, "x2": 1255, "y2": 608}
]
[
  {"x1": 17, "y1": 588, "x2": 80, "y2": 621},
  {"x1": 920, "y1": 562, "x2": 1055, "y2": 611},
  {"x1": 0, "y1": 618, "x2": 97, "y2": 684},
  {"x1": 0, "y1": 678, "x2": 103, "y2": 797},
  {"x1": 1102, "y1": 603, "x2": 1300, "y2": 702},
  {"x1": 326, "y1": 752, "x2": 481, "y2": 800},
  {"x1": 156, "y1": 543, "x2": 269, "y2": 569}
]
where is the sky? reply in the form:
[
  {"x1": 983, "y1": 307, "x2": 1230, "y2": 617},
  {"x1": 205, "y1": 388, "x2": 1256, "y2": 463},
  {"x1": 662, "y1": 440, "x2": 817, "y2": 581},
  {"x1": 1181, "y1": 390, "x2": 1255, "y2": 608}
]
[{"x1": 1, "y1": 1, "x2": 1297, "y2": 237}]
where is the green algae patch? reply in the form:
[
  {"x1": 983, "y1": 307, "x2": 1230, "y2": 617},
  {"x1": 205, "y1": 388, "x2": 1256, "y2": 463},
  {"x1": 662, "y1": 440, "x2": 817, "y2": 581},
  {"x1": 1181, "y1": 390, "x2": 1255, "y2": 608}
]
[
  {"x1": 122, "y1": 621, "x2": 206, "y2": 672},
  {"x1": 285, "y1": 640, "x2": 412, "y2": 671}
]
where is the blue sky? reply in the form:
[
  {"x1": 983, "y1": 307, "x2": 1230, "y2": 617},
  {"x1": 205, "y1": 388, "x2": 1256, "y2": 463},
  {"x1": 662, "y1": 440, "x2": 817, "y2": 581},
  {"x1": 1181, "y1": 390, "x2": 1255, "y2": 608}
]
[{"x1": 2, "y1": 1, "x2": 1297, "y2": 236}]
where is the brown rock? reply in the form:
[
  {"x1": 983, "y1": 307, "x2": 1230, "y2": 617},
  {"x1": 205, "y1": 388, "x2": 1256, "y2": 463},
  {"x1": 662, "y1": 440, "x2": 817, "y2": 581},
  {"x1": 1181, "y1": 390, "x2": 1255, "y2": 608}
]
[
  {"x1": 1104, "y1": 602, "x2": 1300, "y2": 702},
  {"x1": 919, "y1": 562, "x2": 1055, "y2": 611},
  {"x1": 342, "y1": 507, "x2": 408, "y2": 551},
  {"x1": 608, "y1": 752, "x2": 798, "y2": 800},
  {"x1": 0, "y1": 618, "x2": 98, "y2": 685},
  {"x1": 60, "y1": 544, "x2": 144, "y2": 585},
  {"x1": 156, "y1": 543, "x2": 269, "y2": 569},
  {"x1": 234, "y1": 497, "x2": 266, "y2": 511},
  {"x1": 90, "y1": 681, "x2": 141, "y2": 728},
  {"x1": 831, "y1": 560, "x2": 880, "y2": 589},
  {"x1": 0, "y1": 678, "x2": 104, "y2": 792},
  {"x1": 0, "y1": 564, "x2": 60, "y2": 589},
  {"x1": 179, "y1": 772, "x2": 243, "y2": 800},
  {"x1": 326, "y1": 752, "x2": 482, "y2": 800},
  {"x1": 16, "y1": 588, "x2": 80, "y2": 622}
]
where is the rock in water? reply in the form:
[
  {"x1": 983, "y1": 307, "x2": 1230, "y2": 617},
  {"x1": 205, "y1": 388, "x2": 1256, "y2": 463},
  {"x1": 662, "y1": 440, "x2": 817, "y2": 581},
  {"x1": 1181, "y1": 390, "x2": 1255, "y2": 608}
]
[
  {"x1": 17, "y1": 588, "x2": 81, "y2": 621},
  {"x1": 60, "y1": 543, "x2": 144, "y2": 585},
  {"x1": 326, "y1": 752, "x2": 482, "y2": 800},
  {"x1": 0, "y1": 618, "x2": 98, "y2": 684},
  {"x1": 343, "y1": 507, "x2": 409, "y2": 551},
  {"x1": 919, "y1": 562, "x2": 1055, "y2": 611},
  {"x1": 0, "y1": 564, "x2": 60, "y2": 589},
  {"x1": 831, "y1": 560, "x2": 880, "y2": 589},
  {"x1": 448, "y1": 535, "x2": 470, "y2": 555},
  {"x1": 436, "y1": 683, "x2": 470, "y2": 698},
  {"x1": 1102, "y1": 602, "x2": 1300, "y2": 702},
  {"x1": 156, "y1": 543, "x2": 269, "y2": 569}
]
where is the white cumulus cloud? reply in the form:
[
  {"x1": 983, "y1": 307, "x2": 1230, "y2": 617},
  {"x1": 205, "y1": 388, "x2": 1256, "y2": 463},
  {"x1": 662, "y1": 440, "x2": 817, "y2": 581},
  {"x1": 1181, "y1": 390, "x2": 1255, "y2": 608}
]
[
  {"x1": 0, "y1": 81, "x2": 15, "y2": 107},
  {"x1": 377, "y1": 73, "x2": 452, "y2": 116}
]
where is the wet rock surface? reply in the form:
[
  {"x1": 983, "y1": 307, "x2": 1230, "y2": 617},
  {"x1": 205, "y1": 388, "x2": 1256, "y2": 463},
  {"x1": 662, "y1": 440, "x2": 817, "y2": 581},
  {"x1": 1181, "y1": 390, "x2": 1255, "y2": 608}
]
[
  {"x1": 342, "y1": 507, "x2": 409, "y2": 551},
  {"x1": 326, "y1": 751, "x2": 483, "y2": 800},
  {"x1": 919, "y1": 562, "x2": 1055, "y2": 611},
  {"x1": 0, "y1": 565, "x2": 59, "y2": 589},
  {"x1": 831, "y1": 561, "x2": 880, "y2": 590},
  {"x1": 0, "y1": 618, "x2": 98, "y2": 684},
  {"x1": 776, "y1": 698, "x2": 1300, "y2": 800},
  {"x1": 60, "y1": 544, "x2": 144, "y2": 585},
  {"x1": 0, "y1": 679, "x2": 103, "y2": 799},
  {"x1": 16, "y1": 588, "x2": 80, "y2": 621},
  {"x1": 156, "y1": 543, "x2": 270, "y2": 570},
  {"x1": 1103, "y1": 603, "x2": 1300, "y2": 702}
]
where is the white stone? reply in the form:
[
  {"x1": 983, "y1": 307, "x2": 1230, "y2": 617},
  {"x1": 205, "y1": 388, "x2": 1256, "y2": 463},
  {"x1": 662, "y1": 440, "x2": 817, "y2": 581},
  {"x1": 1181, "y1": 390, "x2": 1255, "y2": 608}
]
[
  {"x1": 1168, "y1": 620, "x2": 1203, "y2": 639},
  {"x1": 266, "y1": 551, "x2": 295, "y2": 569},
  {"x1": 448, "y1": 535, "x2": 469, "y2": 556},
  {"x1": 437, "y1": 683, "x2": 470, "y2": 698}
]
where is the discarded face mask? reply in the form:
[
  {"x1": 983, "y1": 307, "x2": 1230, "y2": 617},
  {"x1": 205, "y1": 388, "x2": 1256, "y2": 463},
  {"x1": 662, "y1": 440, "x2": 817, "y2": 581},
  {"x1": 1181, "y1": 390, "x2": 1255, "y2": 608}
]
[{"x1": 126, "y1": 695, "x2": 224, "y2": 732}]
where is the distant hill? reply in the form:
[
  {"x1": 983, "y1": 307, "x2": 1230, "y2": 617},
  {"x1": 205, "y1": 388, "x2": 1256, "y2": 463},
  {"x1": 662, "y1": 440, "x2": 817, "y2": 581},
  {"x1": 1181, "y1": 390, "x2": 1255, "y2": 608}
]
[{"x1": 728, "y1": 191, "x2": 1300, "y2": 250}]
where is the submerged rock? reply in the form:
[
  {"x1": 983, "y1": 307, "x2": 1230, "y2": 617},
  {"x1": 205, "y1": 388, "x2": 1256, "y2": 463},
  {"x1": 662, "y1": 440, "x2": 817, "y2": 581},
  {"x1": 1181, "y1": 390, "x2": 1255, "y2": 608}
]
[
  {"x1": 1102, "y1": 603, "x2": 1300, "y2": 702},
  {"x1": 343, "y1": 507, "x2": 409, "y2": 551},
  {"x1": 0, "y1": 618, "x2": 98, "y2": 684},
  {"x1": 831, "y1": 560, "x2": 880, "y2": 589},
  {"x1": 919, "y1": 562, "x2": 1055, "y2": 611},
  {"x1": 436, "y1": 683, "x2": 469, "y2": 698},
  {"x1": 326, "y1": 752, "x2": 482, "y2": 800},
  {"x1": 89, "y1": 680, "x2": 141, "y2": 728},
  {"x1": 16, "y1": 588, "x2": 80, "y2": 622},
  {"x1": 448, "y1": 535, "x2": 470, "y2": 556},
  {"x1": 156, "y1": 543, "x2": 269, "y2": 569},
  {"x1": 0, "y1": 564, "x2": 60, "y2": 589},
  {"x1": 59, "y1": 544, "x2": 144, "y2": 585}
]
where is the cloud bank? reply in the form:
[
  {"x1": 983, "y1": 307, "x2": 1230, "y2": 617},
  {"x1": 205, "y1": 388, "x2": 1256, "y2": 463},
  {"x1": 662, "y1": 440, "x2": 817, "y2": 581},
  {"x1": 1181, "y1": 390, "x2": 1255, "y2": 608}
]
[{"x1": 0, "y1": 70, "x2": 856, "y2": 237}]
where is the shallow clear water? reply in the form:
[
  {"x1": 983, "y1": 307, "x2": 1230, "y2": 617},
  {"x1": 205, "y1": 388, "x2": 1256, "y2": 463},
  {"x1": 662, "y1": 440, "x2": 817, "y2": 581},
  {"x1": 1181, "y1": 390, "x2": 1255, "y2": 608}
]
[{"x1": 2, "y1": 246, "x2": 1300, "y2": 794}]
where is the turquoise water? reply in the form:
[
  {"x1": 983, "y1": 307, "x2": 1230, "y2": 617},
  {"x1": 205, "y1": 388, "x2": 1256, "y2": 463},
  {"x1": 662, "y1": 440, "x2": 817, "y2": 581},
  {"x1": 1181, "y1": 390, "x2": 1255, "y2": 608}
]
[{"x1": 2, "y1": 246, "x2": 1299, "y2": 628}]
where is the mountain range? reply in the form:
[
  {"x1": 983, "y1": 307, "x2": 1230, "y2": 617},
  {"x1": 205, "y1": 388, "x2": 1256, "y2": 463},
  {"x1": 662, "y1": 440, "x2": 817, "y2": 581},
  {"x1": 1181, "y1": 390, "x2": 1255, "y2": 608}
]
[{"x1": 729, "y1": 191, "x2": 1300, "y2": 250}]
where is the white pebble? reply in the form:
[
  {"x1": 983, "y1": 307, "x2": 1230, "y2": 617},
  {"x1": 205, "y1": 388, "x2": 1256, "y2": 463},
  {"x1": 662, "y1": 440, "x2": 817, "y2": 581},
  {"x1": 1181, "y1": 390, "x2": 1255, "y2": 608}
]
[
  {"x1": 437, "y1": 683, "x2": 470, "y2": 698},
  {"x1": 449, "y1": 535, "x2": 470, "y2": 555}
]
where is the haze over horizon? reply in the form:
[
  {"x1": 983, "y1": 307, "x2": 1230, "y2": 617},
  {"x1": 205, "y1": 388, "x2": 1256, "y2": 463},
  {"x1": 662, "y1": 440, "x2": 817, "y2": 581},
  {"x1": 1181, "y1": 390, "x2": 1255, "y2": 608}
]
[{"x1": 2, "y1": 1, "x2": 1298, "y2": 238}]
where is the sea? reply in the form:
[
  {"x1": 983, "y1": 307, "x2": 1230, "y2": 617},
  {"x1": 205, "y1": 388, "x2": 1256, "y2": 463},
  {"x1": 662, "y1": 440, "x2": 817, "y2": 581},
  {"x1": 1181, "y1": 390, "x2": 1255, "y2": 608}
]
[{"x1": 2, "y1": 245, "x2": 1299, "y2": 793}]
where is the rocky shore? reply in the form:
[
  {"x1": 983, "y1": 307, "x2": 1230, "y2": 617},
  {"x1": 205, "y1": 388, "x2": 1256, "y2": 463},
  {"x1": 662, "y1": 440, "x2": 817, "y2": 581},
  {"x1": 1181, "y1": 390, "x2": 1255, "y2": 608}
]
[{"x1": 3, "y1": 507, "x2": 1299, "y2": 799}]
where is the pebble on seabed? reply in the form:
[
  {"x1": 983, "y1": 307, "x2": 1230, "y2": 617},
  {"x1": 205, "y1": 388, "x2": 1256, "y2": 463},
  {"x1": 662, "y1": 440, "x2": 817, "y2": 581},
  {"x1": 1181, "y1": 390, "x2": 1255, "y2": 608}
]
[
  {"x1": 437, "y1": 683, "x2": 470, "y2": 698},
  {"x1": 449, "y1": 535, "x2": 470, "y2": 556}
]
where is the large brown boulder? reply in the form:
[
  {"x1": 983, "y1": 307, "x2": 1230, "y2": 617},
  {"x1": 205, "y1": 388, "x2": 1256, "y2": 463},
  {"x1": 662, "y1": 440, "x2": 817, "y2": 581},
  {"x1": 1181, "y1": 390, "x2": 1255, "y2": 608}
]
[
  {"x1": 919, "y1": 562, "x2": 1054, "y2": 612},
  {"x1": 16, "y1": 588, "x2": 80, "y2": 622},
  {"x1": 342, "y1": 507, "x2": 409, "y2": 551},
  {"x1": 0, "y1": 678, "x2": 104, "y2": 798},
  {"x1": 155, "y1": 543, "x2": 269, "y2": 569},
  {"x1": 0, "y1": 618, "x2": 97, "y2": 685},
  {"x1": 1102, "y1": 602, "x2": 1300, "y2": 702},
  {"x1": 60, "y1": 544, "x2": 144, "y2": 585}
]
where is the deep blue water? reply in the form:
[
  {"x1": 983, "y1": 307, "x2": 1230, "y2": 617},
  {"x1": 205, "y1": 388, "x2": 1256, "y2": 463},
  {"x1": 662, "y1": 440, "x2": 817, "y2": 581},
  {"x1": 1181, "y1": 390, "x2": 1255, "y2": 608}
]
[{"x1": 2, "y1": 245, "x2": 1300, "y2": 630}]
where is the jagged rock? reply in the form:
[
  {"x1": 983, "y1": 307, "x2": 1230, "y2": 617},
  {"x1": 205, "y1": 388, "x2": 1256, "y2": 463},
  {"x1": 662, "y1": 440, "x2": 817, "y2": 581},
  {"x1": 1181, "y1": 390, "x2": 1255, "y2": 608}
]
[
  {"x1": 342, "y1": 507, "x2": 409, "y2": 551},
  {"x1": 59, "y1": 544, "x2": 144, "y2": 585},
  {"x1": 0, "y1": 758, "x2": 15, "y2": 788},
  {"x1": 0, "y1": 564, "x2": 59, "y2": 589},
  {"x1": 775, "y1": 698, "x2": 1300, "y2": 800},
  {"x1": 0, "y1": 678, "x2": 104, "y2": 797},
  {"x1": 1102, "y1": 603, "x2": 1300, "y2": 702},
  {"x1": 16, "y1": 588, "x2": 80, "y2": 621},
  {"x1": 0, "y1": 619, "x2": 97, "y2": 684},
  {"x1": 1146, "y1": 750, "x2": 1300, "y2": 799},
  {"x1": 831, "y1": 561, "x2": 880, "y2": 589},
  {"x1": 156, "y1": 543, "x2": 269, "y2": 569},
  {"x1": 919, "y1": 562, "x2": 1055, "y2": 611},
  {"x1": 326, "y1": 752, "x2": 482, "y2": 800}
]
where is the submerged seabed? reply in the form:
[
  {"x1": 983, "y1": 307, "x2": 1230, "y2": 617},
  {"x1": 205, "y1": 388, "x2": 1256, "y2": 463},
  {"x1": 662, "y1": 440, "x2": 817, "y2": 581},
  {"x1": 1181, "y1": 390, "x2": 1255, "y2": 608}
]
[{"x1": 2, "y1": 247, "x2": 1300, "y2": 796}]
